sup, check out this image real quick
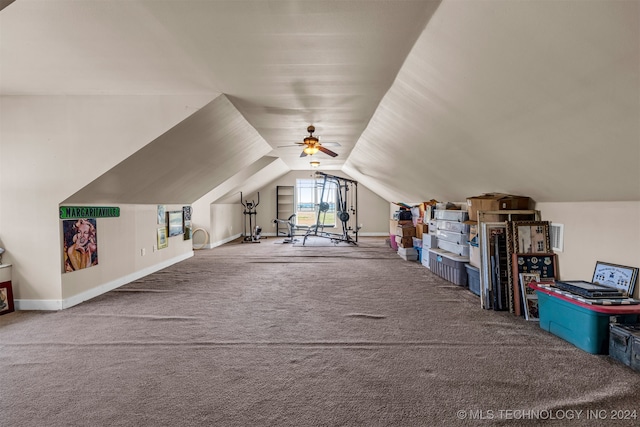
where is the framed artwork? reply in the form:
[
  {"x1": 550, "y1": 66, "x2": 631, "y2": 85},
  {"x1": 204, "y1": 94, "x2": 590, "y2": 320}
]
[
  {"x1": 183, "y1": 206, "x2": 192, "y2": 221},
  {"x1": 167, "y1": 211, "x2": 184, "y2": 237},
  {"x1": 184, "y1": 221, "x2": 192, "y2": 241},
  {"x1": 63, "y1": 218, "x2": 98, "y2": 273},
  {"x1": 519, "y1": 272, "x2": 540, "y2": 321},
  {"x1": 183, "y1": 206, "x2": 192, "y2": 241},
  {"x1": 512, "y1": 221, "x2": 551, "y2": 254},
  {"x1": 592, "y1": 261, "x2": 638, "y2": 297},
  {"x1": 0, "y1": 281, "x2": 14, "y2": 315},
  {"x1": 479, "y1": 222, "x2": 508, "y2": 310},
  {"x1": 157, "y1": 227, "x2": 168, "y2": 249},
  {"x1": 512, "y1": 253, "x2": 557, "y2": 317},
  {"x1": 157, "y1": 205, "x2": 166, "y2": 225}
]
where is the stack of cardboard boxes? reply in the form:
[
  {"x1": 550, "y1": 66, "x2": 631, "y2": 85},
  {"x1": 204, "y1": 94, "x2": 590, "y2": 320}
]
[
  {"x1": 389, "y1": 202, "x2": 436, "y2": 261},
  {"x1": 395, "y1": 221, "x2": 417, "y2": 261}
]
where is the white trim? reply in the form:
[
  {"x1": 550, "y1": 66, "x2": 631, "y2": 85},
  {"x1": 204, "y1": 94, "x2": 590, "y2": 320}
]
[
  {"x1": 206, "y1": 233, "x2": 242, "y2": 249},
  {"x1": 16, "y1": 298, "x2": 64, "y2": 311},
  {"x1": 15, "y1": 252, "x2": 194, "y2": 311}
]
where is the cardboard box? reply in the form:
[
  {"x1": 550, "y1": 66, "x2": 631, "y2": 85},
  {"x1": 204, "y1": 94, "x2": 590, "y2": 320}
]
[
  {"x1": 395, "y1": 225, "x2": 416, "y2": 238},
  {"x1": 469, "y1": 245, "x2": 481, "y2": 268},
  {"x1": 466, "y1": 193, "x2": 531, "y2": 222},
  {"x1": 389, "y1": 219, "x2": 412, "y2": 234},
  {"x1": 395, "y1": 235, "x2": 413, "y2": 248},
  {"x1": 415, "y1": 223, "x2": 428, "y2": 238}
]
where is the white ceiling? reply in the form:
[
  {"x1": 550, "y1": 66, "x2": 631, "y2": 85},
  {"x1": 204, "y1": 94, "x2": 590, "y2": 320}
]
[{"x1": 1, "y1": 0, "x2": 638, "y2": 204}]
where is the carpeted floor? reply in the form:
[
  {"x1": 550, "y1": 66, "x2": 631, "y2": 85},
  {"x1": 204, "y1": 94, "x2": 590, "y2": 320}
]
[{"x1": 1, "y1": 237, "x2": 639, "y2": 426}]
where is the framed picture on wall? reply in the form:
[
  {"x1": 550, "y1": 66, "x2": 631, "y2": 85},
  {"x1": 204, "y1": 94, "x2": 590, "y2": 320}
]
[
  {"x1": 592, "y1": 261, "x2": 639, "y2": 297},
  {"x1": 512, "y1": 221, "x2": 551, "y2": 254},
  {"x1": 157, "y1": 205, "x2": 166, "y2": 225},
  {"x1": 0, "y1": 281, "x2": 14, "y2": 315},
  {"x1": 511, "y1": 253, "x2": 557, "y2": 317},
  {"x1": 519, "y1": 272, "x2": 540, "y2": 321},
  {"x1": 157, "y1": 227, "x2": 168, "y2": 249},
  {"x1": 167, "y1": 211, "x2": 184, "y2": 237}
]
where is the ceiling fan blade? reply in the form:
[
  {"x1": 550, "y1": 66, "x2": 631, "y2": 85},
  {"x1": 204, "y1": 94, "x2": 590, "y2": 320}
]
[
  {"x1": 318, "y1": 146, "x2": 338, "y2": 157},
  {"x1": 300, "y1": 150, "x2": 308, "y2": 157},
  {"x1": 318, "y1": 141, "x2": 341, "y2": 147},
  {"x1": 277, "y1": 142, "x2": 304, "y2": 148}
]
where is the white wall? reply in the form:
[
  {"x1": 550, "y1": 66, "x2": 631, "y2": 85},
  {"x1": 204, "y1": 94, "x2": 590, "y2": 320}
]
[
  {"x1": 0, "y1": 94, "x2": 211, "y2": 308},
  {"x1": 57, "y1": 204, "x2": 193, "y2": 310},
  {"x1": 210, "y1": 204, "x2": 243, "y2": 247},
  {"x1": 536, "y1": 201, "x2": 640, "y2": 297},
  {"x1": 254, "y1": 170, "x2": 390, "y2": 238}
]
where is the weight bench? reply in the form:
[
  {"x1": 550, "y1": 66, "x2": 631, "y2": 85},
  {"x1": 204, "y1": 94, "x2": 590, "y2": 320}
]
[{"x1": 273, "y1": 214, "x2": 308, "y2": 244}]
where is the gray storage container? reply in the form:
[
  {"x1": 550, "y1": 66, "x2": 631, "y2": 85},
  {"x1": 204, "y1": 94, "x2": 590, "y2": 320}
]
[
  {"x1": 428, "y1": 248, "x2": 469, "y2": 286},
  {"x1": 609, "y1": 323, "x2": 640, "y2": 370}
]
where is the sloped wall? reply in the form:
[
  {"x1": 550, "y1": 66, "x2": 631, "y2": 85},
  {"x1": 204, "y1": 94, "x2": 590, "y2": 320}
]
[{"x1": 0, "y1": 94, "x2": 213, "y2": 307}]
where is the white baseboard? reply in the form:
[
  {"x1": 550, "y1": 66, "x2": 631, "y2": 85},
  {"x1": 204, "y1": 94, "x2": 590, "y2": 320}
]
[
  {"x1": 205, "y1": 233, "x2": 242, "y2": 249},
  {"x1": 15, "y1": 252, "x2": 194, "y2": 311},
  {"x1": 359, "y1": 232, "x2": 389, "y2": 237}
]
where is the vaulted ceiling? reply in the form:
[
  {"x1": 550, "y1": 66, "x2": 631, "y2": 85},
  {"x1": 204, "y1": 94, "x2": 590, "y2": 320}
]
[{"x1": 1, "y1": 0, "x2": 638, "y2": 204}]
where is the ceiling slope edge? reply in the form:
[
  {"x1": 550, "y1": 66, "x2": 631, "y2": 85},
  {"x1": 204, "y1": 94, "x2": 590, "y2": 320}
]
[
  {"x1": 64, "y1": 94, "x2": 273, "y2": 205},
  {"x1": 195, "y1": 156, "x2": 289, "y2": 205}
]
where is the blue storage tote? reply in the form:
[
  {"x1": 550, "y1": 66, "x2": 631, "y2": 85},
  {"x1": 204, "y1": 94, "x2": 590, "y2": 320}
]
[
  {"x1": 536, "y1": 290, "x2": 639, "y2": 354},
  {"x1": 465, "y1": 264, "x2": 480, "y2": 296}
]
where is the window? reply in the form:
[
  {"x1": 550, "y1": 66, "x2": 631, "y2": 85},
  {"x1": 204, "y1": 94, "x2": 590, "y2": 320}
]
[{"x1": 296, "y1": 179, "x2": 337, "y2": 227}]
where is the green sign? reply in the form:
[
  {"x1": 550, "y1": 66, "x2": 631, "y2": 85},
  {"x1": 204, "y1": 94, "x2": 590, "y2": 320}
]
[{"x1": 59, "y1": 206, "x2": 120, "y2": 219}]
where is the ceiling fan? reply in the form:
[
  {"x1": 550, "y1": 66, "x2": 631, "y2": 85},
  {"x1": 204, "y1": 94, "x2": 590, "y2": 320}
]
[{"x1": 279, "y1": 125, "x2": 340, "y2": 157}]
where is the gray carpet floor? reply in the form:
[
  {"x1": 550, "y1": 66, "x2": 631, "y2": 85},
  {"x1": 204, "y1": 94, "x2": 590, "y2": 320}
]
[{"x1": 1, "y1": 236, "x2": 640, "y2": 426}]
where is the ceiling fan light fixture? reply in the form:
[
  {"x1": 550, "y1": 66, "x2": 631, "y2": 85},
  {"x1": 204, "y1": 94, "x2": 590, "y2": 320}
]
[
  {"x1": 310, "y1": 161, "x2": 320, "y2": 168},
  {"x1": 303, "y1": 146, "x2": 319, "y2": 155}
]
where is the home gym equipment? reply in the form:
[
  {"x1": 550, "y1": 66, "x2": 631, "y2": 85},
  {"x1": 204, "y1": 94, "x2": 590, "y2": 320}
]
[
  {"x1": 240, "y1": 192, "x2": 262, "y2": 243},
  {"x1": 303, "y1": 172, "x2": 359, "y2": 246},
  {"x1": 273, "y1": 213, "x2": 298, "y2": 244}
]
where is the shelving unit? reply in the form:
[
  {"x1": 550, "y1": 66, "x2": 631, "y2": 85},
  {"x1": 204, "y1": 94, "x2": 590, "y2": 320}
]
[{"x1": 276, "y1": 186, "x2": 295, "y2": 237}]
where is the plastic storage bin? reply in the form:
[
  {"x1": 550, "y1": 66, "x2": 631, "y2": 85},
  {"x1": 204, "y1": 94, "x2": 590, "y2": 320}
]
[
  {"x1": 398, "y1": 247, "x2": 418, "y2": 261},
  {"x1": 389, "y1": 233, "x2": 398, "y2": 250},
  {"x1": 436, "y1": 220, "x2": 471, "y2": 234},
  {"x1": 536, "y1": 290, "x2": 639, "y2": 354},
  {"x1": 465, "y1": 264, "x2": 480, "y2": 296},
  {"x1": 437, "y1": 239, "x2": 470, "y2": 257},
  {"x1": 436, "y1": 229, "x2": 470, "y2": 245},
  {"x1": 428, "y1": 248, "x2": 469, "y2": 286},
  {"x1": 422, "y1": 234, "x2": 438, "y2": 249},
  {"x1": 434, "y1": 210, "x2": 469, "y2": 222}
]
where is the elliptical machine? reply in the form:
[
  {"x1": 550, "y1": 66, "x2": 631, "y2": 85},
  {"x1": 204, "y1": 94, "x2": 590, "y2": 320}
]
[{"x1": 240, "y1": 192, "x2": 261, "y2": 243}]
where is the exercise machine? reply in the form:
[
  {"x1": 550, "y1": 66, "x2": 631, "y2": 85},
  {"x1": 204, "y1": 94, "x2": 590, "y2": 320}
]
[
  {"x1": 240, "y1": 192, "x2": 262, "y2": 243},
  {"x1": 273, "y1": 213, "x2": 298, "y2": 244},
  {"x1": 303, "y1": 172, "x2": 359, "y2": 245}
]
